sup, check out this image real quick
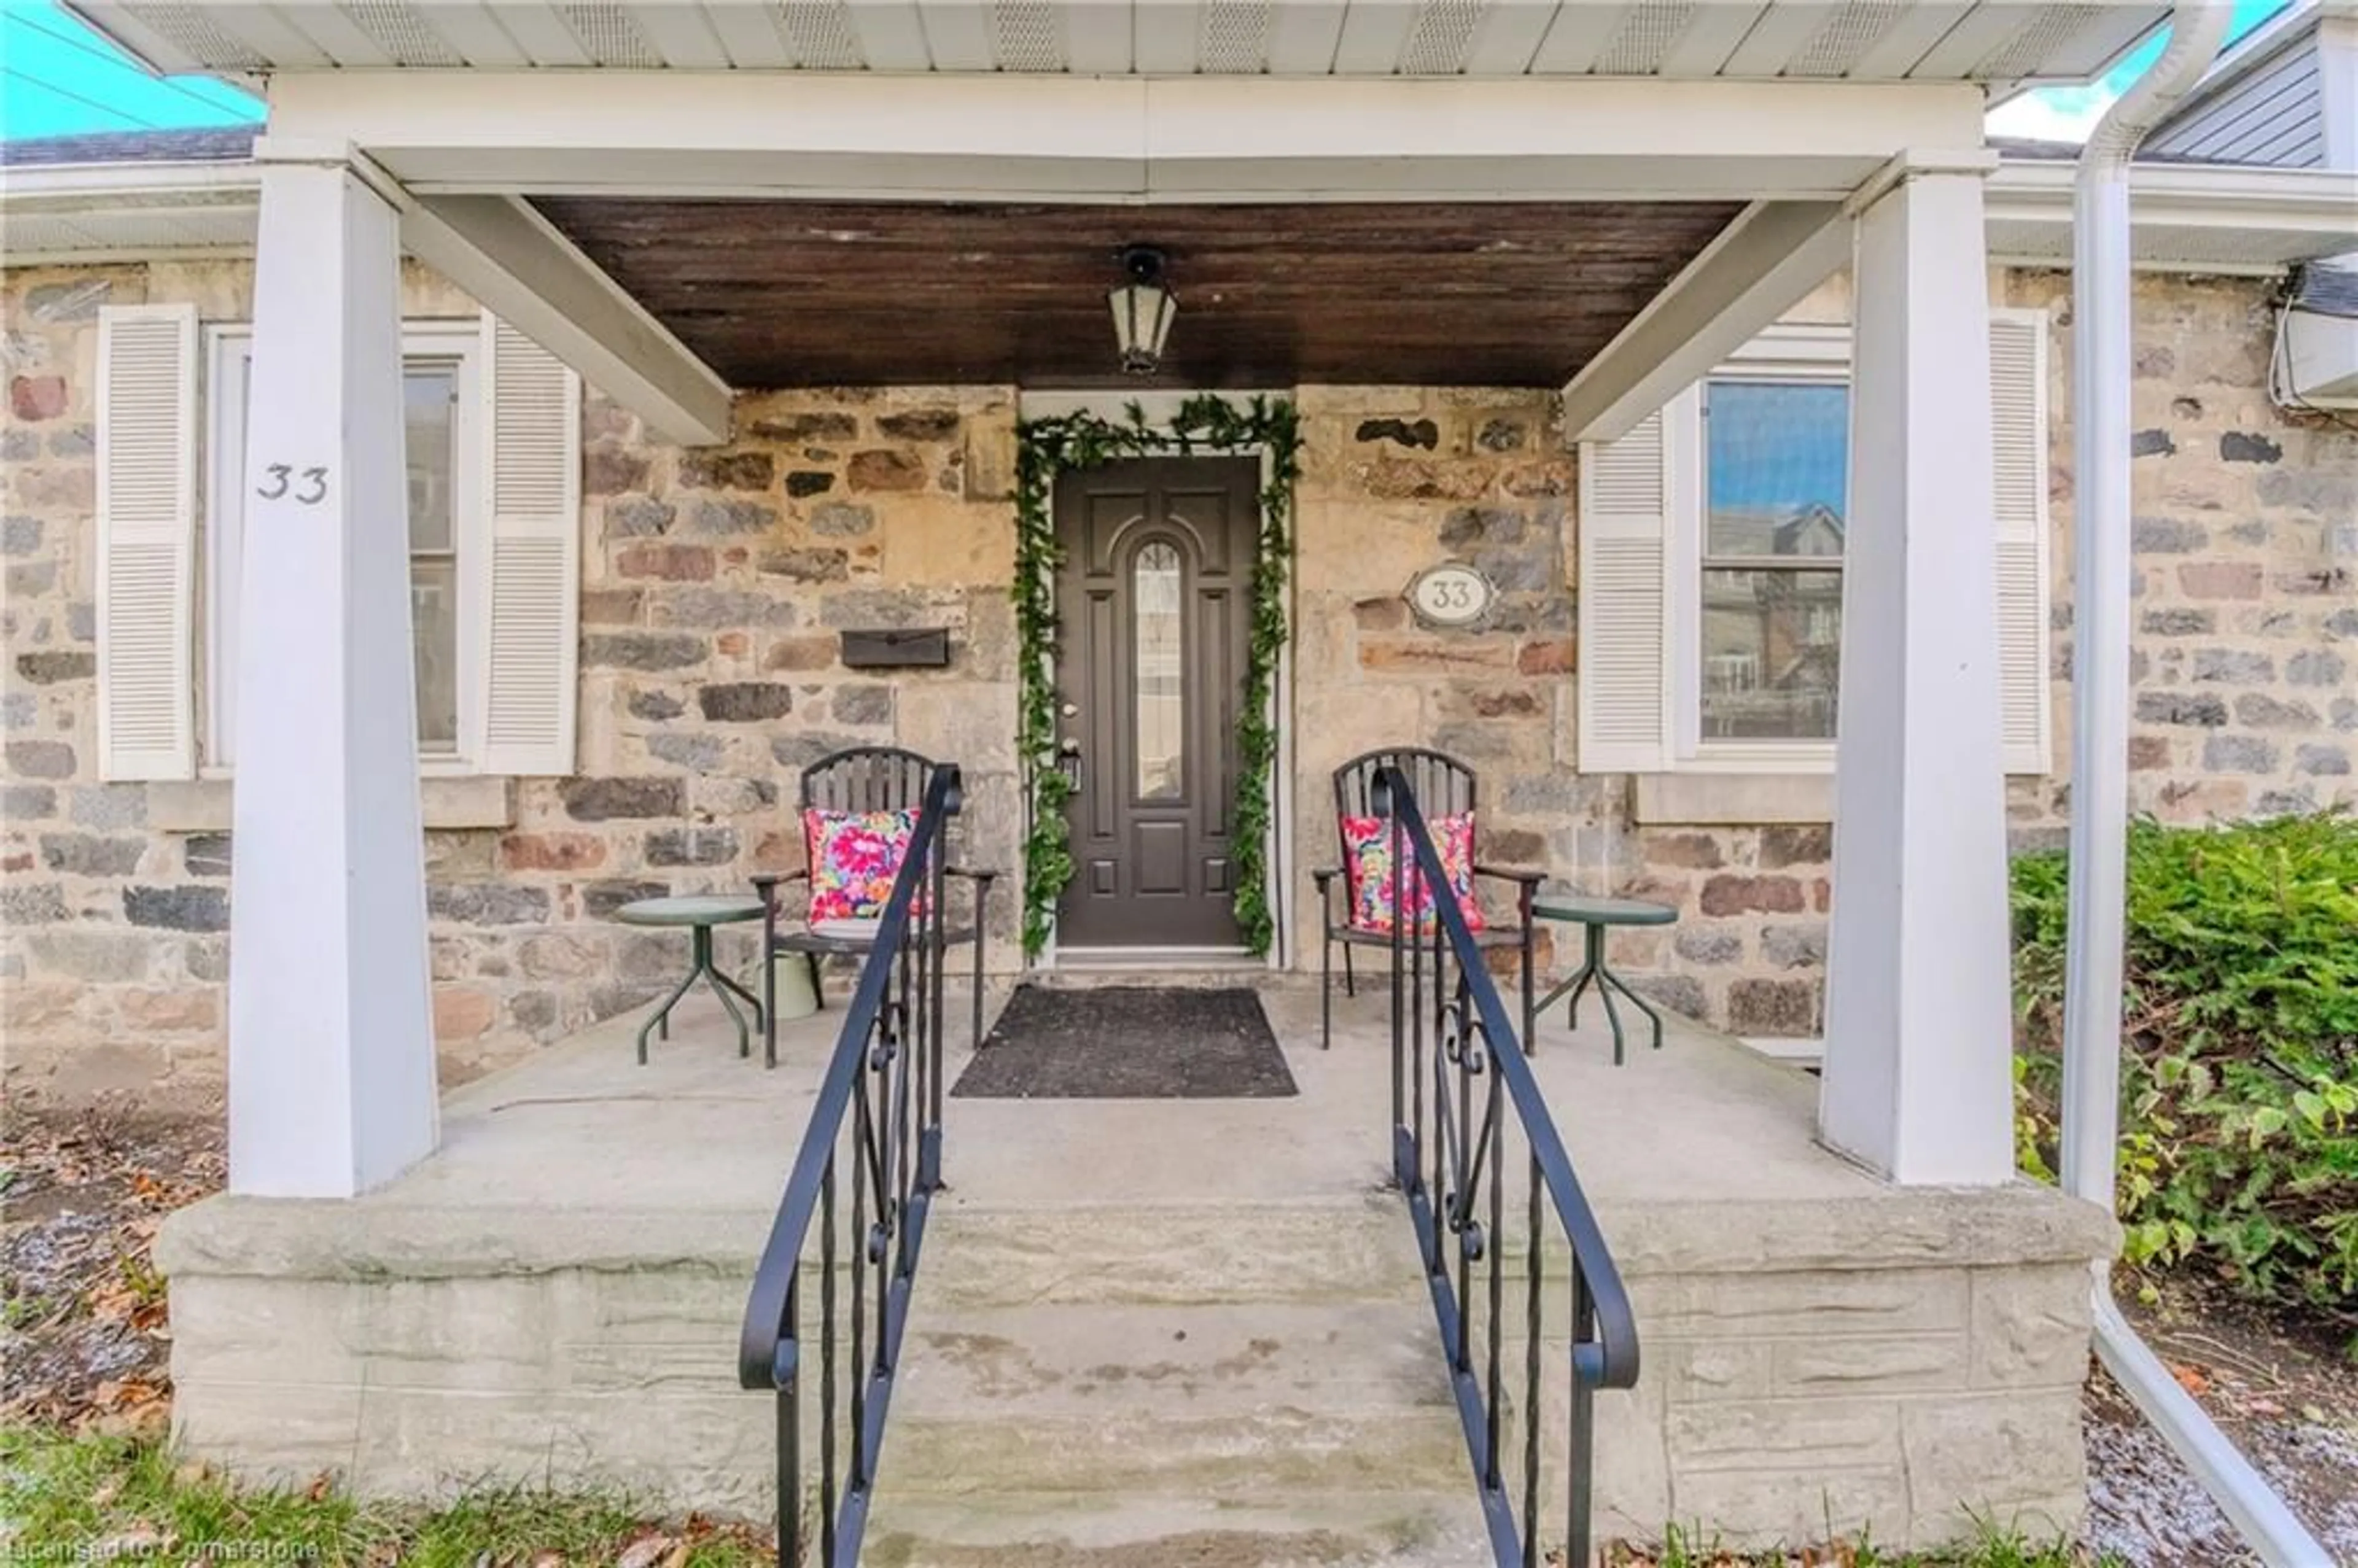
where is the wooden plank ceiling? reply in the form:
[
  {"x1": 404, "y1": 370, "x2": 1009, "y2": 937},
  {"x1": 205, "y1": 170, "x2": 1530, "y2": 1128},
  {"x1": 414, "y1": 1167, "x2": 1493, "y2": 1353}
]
[{"x1": 534, "y1": 198, "x2": 1745, "y2": 389}]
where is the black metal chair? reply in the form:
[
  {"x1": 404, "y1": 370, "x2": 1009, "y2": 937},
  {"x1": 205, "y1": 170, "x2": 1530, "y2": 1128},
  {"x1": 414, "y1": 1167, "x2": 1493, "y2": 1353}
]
[
  {"x1": 1312, "y1": 747, "x2": 1541, "y2": 1050},
  {"x1": 750, "y1": 745, "x2": 995, "y2": 1069}
]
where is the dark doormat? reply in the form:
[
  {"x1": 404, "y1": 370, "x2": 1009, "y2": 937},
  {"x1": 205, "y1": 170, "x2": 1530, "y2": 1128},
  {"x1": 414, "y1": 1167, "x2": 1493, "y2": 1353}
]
[{"x1": 951, "y1": 984, "x2": 1297, "y2": 1100}]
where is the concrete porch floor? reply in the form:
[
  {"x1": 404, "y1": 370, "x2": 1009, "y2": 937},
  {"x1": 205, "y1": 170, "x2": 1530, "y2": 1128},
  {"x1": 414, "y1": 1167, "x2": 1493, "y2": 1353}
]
[{"x1": 157, "y1": 971, "x2": 2115, "y2": 1558}]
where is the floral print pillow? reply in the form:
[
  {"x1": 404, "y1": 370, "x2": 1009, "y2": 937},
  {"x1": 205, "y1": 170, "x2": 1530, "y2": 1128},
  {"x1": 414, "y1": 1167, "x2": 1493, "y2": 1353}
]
[
  {"x1": 1340, "y1": 812, "x2": 1484, "y2": 936},
  {"x1": 803, "y1": 807, "x2": 922, "y2": 923}
]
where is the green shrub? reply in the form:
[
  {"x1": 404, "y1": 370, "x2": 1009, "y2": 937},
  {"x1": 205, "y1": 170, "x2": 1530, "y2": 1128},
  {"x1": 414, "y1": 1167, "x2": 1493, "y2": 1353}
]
[{"x1": 2010, "y1": 810, "x2": 2358, "y2": 1345}]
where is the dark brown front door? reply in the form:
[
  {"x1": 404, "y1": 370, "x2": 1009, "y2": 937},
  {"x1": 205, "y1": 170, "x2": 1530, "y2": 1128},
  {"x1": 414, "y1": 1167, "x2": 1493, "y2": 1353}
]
[{"x1": 1054, "y1": 456, "x2": 1259, "y2": 949}]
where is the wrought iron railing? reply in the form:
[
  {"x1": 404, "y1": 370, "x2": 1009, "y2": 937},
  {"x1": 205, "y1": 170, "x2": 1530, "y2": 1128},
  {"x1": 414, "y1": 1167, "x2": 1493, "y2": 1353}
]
[
  {"x1": 1373, "y1": 764, "x2": 1641, "y2": 1568},
  {"x1": 739, "y1": 764, "x2": 960, "y2": 1568}
]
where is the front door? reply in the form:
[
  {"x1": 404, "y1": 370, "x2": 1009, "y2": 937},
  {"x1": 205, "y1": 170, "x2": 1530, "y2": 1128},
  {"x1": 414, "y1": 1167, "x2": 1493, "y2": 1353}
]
[{"x1": 1053, "y1": 455, "x2": 1259, "y2": 949}]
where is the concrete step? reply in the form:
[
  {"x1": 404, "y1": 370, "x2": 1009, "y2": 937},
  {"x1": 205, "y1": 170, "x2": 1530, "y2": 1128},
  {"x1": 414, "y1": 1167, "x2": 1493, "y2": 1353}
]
[
  {"x1": 893, "y1": 1302, "x2": 1451, "y2": 1419},
  {"x1": 862, "y1": 1494, "x2": 1493, "y2": 1567},
  {"x1": 880, "y1": 1400, "x2": 1469, "y2": 1505},
  {"x1": 865, "y1": 1199, "x2": 1489, "y2": 1566},
  {"x1": 920, "y1": 1192, "x2": 1415, "y2": 1310}
]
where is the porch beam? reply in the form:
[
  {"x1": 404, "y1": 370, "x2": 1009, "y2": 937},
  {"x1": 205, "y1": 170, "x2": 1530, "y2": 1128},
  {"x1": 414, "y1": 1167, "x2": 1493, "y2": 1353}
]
[
  {"x1": 253, "y1": 139, "x2": 733, "y2": 447},
  {"x1": 402, "y1": 192, "x2": 735, "y2": 448},
  {"x1": 1817, "y1": 152, "x2": 2015, "y2": 1187},
  {"x1": 1560, "y1": 199, "x2": 1848, "y2": 444},
  {"x1": 226, "y1": 152, "x2": 438, "y2": 1198},
  {"x1": 263, "y1": 73, "x2": 1986, "y2": 203}
]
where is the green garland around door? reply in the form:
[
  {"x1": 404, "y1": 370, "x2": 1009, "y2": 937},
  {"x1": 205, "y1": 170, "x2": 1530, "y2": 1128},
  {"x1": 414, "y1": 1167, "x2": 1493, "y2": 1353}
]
[{"x1": 1013, "y1": 395, "x2": 1300, "y2": 958}]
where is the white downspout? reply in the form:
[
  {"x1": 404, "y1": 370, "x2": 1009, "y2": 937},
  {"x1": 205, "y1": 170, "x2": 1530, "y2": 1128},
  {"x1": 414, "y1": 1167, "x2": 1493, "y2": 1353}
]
[{"x1": 2063, "y1": 7, "x2": 2331, "y2": 1562}]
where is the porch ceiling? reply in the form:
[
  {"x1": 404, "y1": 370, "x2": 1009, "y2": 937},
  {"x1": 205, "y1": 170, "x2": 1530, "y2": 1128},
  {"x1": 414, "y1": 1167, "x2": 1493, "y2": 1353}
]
[
  {"x1": 531, "y1": 196, "x2": 1745, "y2": 388},
  {"x1": 76, "y1": 1, "x2": 2166, "y2": 87}
]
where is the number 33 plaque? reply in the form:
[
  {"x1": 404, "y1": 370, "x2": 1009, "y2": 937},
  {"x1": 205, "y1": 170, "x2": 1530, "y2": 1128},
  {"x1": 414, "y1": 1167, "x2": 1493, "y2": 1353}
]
[{"x1": 1404, "y1": 564, "x2": 1496, "y2": 630}]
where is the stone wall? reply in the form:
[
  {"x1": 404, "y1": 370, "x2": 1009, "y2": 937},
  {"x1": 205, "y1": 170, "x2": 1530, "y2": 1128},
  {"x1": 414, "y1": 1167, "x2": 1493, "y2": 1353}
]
[
  {"x1": 7, "y1": 258, "x2": 2354, "y2": 1097},
  {"x1": 1587, "y1": 268, "x2": 2357, "y2": 1038},
  {"x1": 6, "y1": 260, "x2": 227, "y2": 1096},
  {"x1": 2, "y1": 258, "x2": 1024, "y2": 1100},
  {"x1": 2015, "y1": 268, "x2": 2358, "y2": 825},
  {"x1": 1282, "y1": 382, "x2": 1840, "y2": 1035},
  {"x1": 1285, "y1": 387, "x2": 1591, "y2": 974}
]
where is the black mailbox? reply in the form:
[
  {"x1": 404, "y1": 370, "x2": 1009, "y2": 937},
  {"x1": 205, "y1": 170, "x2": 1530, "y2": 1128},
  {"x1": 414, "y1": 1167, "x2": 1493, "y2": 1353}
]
[{"x1": 840, "y1": 627, "x2": 951, "y2": 669}]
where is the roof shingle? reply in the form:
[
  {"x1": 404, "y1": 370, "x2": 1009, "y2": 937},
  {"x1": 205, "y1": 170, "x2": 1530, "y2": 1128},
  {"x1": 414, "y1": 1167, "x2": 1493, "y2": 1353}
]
[{"x1": 0, "y1": 126, "x2": 259, "y2": 169}]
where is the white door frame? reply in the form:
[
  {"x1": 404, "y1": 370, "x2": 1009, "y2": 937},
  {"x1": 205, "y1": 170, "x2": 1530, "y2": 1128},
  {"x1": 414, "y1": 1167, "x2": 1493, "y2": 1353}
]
[{"x1": 1016, "y1": 389, "x2": 1295, "y2": 973}]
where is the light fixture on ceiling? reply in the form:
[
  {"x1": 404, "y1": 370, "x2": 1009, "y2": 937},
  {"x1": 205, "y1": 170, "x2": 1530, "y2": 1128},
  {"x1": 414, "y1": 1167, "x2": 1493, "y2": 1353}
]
[{"x1": 1109, "y1": 244, "x2": 1177, "y2": 376}]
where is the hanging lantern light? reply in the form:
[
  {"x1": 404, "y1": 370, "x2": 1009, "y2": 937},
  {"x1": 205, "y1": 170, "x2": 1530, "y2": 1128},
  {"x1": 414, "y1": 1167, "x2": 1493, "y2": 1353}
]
[{"x1": 1108, "y1": 244, "x2": 1177, "y2": 376}]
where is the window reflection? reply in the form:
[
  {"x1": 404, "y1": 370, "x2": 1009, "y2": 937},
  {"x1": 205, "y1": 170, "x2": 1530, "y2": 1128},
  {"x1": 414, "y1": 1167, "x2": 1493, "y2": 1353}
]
[
  {"x1": 1702, "y1": 379, "x2": 1847, "y2": 741},
  {"x1": 406, "y1": 367, "x2": 460, "y2": 749},
  {"x1": 1134, "y1": 541, "x2": 1183, "y2": 801}
]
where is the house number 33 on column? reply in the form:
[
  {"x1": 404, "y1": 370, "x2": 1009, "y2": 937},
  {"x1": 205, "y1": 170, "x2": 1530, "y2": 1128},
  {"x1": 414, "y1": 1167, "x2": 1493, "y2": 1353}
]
[{"x1": 255, "y1": 464, "x2": 330, "y2": 505}]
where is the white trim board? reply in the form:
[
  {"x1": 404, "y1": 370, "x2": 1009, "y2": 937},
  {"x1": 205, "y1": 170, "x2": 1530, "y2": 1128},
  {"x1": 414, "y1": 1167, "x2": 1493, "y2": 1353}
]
[
  {"x1": 1741, "y1": 1035, "x2": 1826, "y2": 1065},
  {"x1": 263, "y1": 72, "x2": 1985, "y2": 204}
]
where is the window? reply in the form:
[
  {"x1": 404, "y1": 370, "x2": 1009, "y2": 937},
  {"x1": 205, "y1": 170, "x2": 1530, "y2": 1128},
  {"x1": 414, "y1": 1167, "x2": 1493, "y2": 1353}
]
[
  {"x1": 1132, "y1": 539, "x2": 1184, "y2": 802},
  {"x1": 405, "y1": 362, "x2": 465, "y2": 750},
  {"x1": 1697, "y1": 375, "x2": 1847, "y2": 745},
  {"x1": 205, "y1": 323, "x2": 485, "y2": 770},
  {"x1": 1574, "y1": 312, "x2": 2053, "y2": 780},
  {"x1": 96, "y1": 306, "x2": 579, "y2": 784}
]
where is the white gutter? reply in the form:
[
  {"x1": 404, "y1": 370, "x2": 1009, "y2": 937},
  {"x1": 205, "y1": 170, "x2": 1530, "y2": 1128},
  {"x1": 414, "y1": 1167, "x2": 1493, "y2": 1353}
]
[
  {"x1": 2063, "y1": 6, "x2": 2333, "y2": 1563},
  {"x1": 0, "y1": 160, "x2": 261, "y2": 200}
]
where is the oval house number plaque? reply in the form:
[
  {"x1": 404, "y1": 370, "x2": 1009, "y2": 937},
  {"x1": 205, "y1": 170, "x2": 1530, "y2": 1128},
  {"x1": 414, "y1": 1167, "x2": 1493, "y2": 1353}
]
[{"x1": 1404, "y1": 564, "x2": 1496, "y2": 629}]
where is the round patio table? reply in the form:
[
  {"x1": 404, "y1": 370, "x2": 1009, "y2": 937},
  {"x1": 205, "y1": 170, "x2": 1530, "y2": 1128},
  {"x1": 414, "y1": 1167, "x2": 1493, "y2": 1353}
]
[
  {"x1": 613, "y1": 895, "x2": 768, "y2": 1064},
  {"x1": 1530, "y1": 895, "x2": 1677, "y2": 1065}
]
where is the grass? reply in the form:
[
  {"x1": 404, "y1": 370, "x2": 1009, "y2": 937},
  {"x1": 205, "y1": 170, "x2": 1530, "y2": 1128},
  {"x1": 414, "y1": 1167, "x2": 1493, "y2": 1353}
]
[
  {"x1": 0, "y1": 1425, "x2": 776, "y2": 1567},
  {"x1": 4, "y1": 1426, "x2": 2120, "y2": 1568},
  {"x1": 1606, "y1": 1519, "x2": 2124, "y2": 1567}
]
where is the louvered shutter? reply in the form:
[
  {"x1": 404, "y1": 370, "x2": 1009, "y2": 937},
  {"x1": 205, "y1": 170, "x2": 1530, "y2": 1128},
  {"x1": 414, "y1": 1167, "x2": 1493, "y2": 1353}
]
[
  {"x1": 96, "y1": 304, "x2": 198, "y2": 782},
  {"x1": 1989, "y1": 308, "x2": 2053, "y2": 776},
  {"x1": 1576, "y1": 405, "x2": 1676, "y2": 773},
  {"x1": 475, "y1": 317, "x2": 581, "y2": 777}
]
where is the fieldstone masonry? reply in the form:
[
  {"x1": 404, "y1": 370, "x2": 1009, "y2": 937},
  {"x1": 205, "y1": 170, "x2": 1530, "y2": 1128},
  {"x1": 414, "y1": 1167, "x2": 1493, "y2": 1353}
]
[
  {"x1": 2, "y1": 258, "x2": 1025, "y2": 1097},
  {"x1": 2016, "y1": 269, "x2": 2358, "y2": 826},
  {"x1": 1568, "y1": 268, "x2": 2356, "y2": 1037},
  {"x1": 4, "y1": 258, "x2": 2353, "y2": 1095},
  {"x1": 1288, "y1": 384, "x2": 1589, "y2": 980}
]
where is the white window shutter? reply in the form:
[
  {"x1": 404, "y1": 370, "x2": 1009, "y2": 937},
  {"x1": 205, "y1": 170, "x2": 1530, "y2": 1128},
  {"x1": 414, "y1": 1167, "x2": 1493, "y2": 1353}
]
[
  {"x1": 96, "y1": 304, "x2": 198, "y2": 782},
  {"x1": 477, "y1": 317, "x2": 582, "y2": 777},
  {"x1": 1990, "y1": 308, "x2": 2053, "y2": 775},
  {"x1": 1576, "y1": 407, "x2": 1675, "y2": 773}
]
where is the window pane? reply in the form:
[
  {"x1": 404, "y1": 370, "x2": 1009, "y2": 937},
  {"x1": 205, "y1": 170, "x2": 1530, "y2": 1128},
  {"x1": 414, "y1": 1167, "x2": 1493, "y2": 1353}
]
[
  {"x1": 411, "y1": 558, "x2": 461, "y2": 750},
  {"x1": 1700, "y1": 567, "x2": 1841, "y2": 740},
  {"x1": 1134, "y1": 541, "x2": 1183, "y2": 802},
  {"x1": 405, "y1": 368, "x2": 456, "y2": 552},
  {"x1": 1706, "y1": 381, "x2": 1847, "y2": 559}
]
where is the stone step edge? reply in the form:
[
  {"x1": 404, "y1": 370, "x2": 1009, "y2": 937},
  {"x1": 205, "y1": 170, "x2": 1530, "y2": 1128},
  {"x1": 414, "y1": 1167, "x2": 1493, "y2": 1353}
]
[
  {"x1": 862, "y1": 1487, "x2": 1489, "y2": 1550},
  {"x1": 157, "y1": 1185, "x2": 2115, "y2": 1284},
  {"x1": 153, "y1": 1192, "x2": 1408, "y2": 1281}
]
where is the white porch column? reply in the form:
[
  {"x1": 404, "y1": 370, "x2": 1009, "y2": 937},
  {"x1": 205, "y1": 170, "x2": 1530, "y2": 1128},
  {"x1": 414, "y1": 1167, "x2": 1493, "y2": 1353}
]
[
  {"x1": 225, "y1": 153, "x2": 438, "y2": 1197},
  {"x1": 1818, "y1": 152, "x2": 2014, "y2": 1186}
]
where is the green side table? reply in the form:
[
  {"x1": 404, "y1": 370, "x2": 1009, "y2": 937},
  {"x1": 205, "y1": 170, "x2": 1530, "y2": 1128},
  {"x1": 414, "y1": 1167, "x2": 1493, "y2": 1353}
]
[
  {"x1": 614, "y1": 895, "x2": 769, "y2": 1063},
  {"x1": 1530, "y1": 895, "x2": 1678, "y2": 1065}
]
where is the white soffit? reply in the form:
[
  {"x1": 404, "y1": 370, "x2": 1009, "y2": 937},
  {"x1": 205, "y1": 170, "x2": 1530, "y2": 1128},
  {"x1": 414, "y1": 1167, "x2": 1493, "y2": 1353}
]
[
  {"x1": 1984, "y1": 160, "x2": 2358, "y2": 274},
  {"x1": 0, "y1": 164, "x2": 264, "y2": 265},
  {"x1": 68, "y1": 1, "x2": 2169, "y2": 84}
]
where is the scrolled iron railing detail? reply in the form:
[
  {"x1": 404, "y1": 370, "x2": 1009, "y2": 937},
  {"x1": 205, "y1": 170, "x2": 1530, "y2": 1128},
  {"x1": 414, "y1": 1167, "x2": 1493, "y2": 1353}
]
[
  {"x1": 1373, "y1": 764, "x2": 1641, "y2": 1568},
  {"x1": 739, "y1": 766, "x2": 960, "y2": 1568}
]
